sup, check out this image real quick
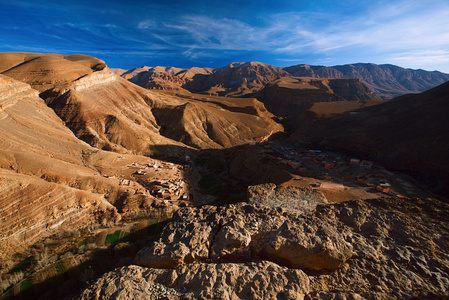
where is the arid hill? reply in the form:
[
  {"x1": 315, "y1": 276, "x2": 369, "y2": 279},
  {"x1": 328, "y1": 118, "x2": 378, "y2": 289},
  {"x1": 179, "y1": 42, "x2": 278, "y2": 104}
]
[
  {"x1": 0, "y1": 52, "x2": 106, "y2": 92},
  {"x1": 120, "y1": 61, "x2": 289, "y2": 97},
  {"x1": 1, "y1": 53, "x2": 282, "y2": 154},
  {"x1": 184, "y1": 61, "x2": 289, "y2": 97},
  {"x1": 285, "y1": 63, "x2": 449, "y2": 98},
  {"x1": 0, "y1": 74, "x2": 122, "y2": 262},
  {"x1": 117, "y1": 66, "x2": 213, "y2": 92},
  {"x1": 292, "y1": 80, "x2": 449, "y2": 191},
  {"x1": 254, "y1": 76, "x2": 382, "y2": 117}
]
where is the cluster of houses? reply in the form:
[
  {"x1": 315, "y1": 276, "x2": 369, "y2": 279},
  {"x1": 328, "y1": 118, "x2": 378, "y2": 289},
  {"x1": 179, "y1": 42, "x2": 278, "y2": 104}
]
[
  {"x1": 256, "y1": 141, "x2": 394, "y2": 194},
  {"x1": 114, "y1": 159, "x2": 193, "y2": 202},
  {"x1": 153, "y1": 177, "x2": 189, "y2": 201}
]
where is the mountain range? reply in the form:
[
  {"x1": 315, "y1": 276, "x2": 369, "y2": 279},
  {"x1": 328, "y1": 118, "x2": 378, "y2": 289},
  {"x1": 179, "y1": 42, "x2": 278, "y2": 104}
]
[{"x1": 114, "y1": 61, "x2": 449, "y2": 99}]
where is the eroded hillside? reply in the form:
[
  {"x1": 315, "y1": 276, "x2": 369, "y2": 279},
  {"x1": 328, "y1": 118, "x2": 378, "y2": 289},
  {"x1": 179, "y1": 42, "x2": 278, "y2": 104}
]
[
  {"x1": 0, "y1": 74, "x2": 117, "y2": 262},
  {"x1": 1, "y1": 53, "x2": 282, "y2": 154}
]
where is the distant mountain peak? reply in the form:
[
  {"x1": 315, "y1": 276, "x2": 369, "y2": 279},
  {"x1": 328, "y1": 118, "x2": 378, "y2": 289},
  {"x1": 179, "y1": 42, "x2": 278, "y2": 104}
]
[{"x1": 118, "y1": 61, "x2": 449, "y2": 99}]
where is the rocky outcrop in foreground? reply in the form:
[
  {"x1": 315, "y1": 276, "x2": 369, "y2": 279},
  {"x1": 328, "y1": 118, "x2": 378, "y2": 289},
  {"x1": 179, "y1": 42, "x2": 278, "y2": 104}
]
[
  {"x1": 135, "y1": 202, "x2": 353, "y2": 271},
  {"x1": 247, "y1": 183, "x2": 328, "y2": 214},
  {"x1": 78, "y1": 262, "x2": 309, "y2": 300},
  {"x1": 79, "y1": 196, "x2": 449, "y2": 299}
]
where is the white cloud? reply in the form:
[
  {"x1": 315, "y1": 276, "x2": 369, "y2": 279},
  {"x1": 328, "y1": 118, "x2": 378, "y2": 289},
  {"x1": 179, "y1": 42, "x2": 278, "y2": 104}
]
[
  {"x1": 159, "y1": 15, "x2": 270, "y2": 50},
  {"x1": 275, "y1": 2, "x2": 449, "y2": 53},
  {"x1": 132, "y1": 0, "x2": 449, "y2": 70},
  {"x1": 138, "y1": 20, "x2": 157, "y2": 30},
  {"x1": 387, "y1": 50, "x2": 449, "y2": 71},
  {"x1": 147, "y1": 2, "x2": 449, "y2": 55}
]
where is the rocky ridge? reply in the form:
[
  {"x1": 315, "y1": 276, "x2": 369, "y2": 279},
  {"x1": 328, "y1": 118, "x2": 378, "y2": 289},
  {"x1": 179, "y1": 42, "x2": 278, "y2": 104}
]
[
  {"x1": 285, "y1": 63, "x2": 449, "y2": 98},
  {"x1": 78, "y1": 261, "x2": 310, "y2": 300},
  {"x1": 135, "y1": 202, "x2": 354, "y2": 271},
  {"x1": 80, "y1": 196, "x2": 449, "y2": 299}
]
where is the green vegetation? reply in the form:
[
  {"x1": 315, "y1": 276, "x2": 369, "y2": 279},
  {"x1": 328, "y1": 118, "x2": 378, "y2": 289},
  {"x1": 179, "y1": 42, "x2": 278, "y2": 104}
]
[
  {"x1": 104, "y1": 230, "x2": 130, "y2": 244},
  {"x1": 9, "y1": 257, "x2": 37, "y2": 274},
  {"x1": 20, "y1": 278, "x2": 32, "y2": 292}
]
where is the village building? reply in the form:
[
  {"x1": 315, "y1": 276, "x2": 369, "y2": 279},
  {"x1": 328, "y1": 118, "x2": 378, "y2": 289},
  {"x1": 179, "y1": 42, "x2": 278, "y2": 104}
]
[
  {"x1": 350, "y1": 158, "x2": 360, "y2": 165},
  {"x1": 310, "y1": 182, "x2": 322, "y2": 188},
  {"x1": 157, "y1": 189, "x2": 171, "y2": 199},
  {"x1": 287, "y1": 161, "x2": 301, "y2": 170}
]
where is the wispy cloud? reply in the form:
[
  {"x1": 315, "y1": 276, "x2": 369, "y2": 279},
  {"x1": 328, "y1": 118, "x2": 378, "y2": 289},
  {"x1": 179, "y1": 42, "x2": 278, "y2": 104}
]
[
  {"x1": 274, "y1": 1, "x2": 449, "y2": 55},
  {"x1": 138, "y1": 20, "x2": 157, "y2": 30},
  {"x1": 134, "y1": 0, "x2": 449, "y2": 70},
  {"x1": 3, "y1": 0, "x2": 449, "y2": 71},
  {"x1": 387, "y1": 50, "x2": 449, "y2": 70}
]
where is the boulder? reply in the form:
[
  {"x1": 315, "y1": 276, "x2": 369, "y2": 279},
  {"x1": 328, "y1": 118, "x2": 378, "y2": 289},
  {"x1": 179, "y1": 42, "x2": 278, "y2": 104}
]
[
  {"x1": 135, "y1": 202, "x2": 353, "y2": 271},
  {"x1": 261, "y1": 221, "x2": 353, "y2": 270},
  {"x1": 78, "y1": 261, "x2": 310, "y2": 300}
]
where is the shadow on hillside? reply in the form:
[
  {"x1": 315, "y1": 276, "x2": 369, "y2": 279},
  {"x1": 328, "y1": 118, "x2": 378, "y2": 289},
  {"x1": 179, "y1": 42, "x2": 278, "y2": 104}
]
[
  {"x1": 2, "y1": 221, "x2": 167, "y2": 300},
  {"x1": 149, "y1": 141, "x2": 301, "y2": 206}
]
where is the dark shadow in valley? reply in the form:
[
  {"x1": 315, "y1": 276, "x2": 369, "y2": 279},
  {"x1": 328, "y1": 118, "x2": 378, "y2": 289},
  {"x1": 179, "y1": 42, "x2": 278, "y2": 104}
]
[{"x1": 2, "y1": 221, "x2": 168, "y2": 300}]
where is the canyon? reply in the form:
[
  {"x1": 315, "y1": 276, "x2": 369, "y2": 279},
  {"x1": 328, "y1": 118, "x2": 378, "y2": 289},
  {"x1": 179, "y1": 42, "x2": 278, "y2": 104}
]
[{"x1": 0, "y1": 52, "x2": 448, "y2": 299}]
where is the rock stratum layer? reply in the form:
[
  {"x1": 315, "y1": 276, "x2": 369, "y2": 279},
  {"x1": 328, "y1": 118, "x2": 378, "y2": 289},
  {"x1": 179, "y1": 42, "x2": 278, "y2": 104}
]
[
  {"x1": 1, "y1": 53, "x2": 282, "y2": 154},
  {"x1": 80, "y1": 197, "x2": 449, "y2": 299},
  {"x1": 0, "y1": 74, "x2": 121, "y2": 261}
]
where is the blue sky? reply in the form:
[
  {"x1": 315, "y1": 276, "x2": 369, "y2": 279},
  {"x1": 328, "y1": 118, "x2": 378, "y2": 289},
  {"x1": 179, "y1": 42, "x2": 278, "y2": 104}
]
[{"x1": 1, "y1": 0, "x2": 449, "y2": 72}]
